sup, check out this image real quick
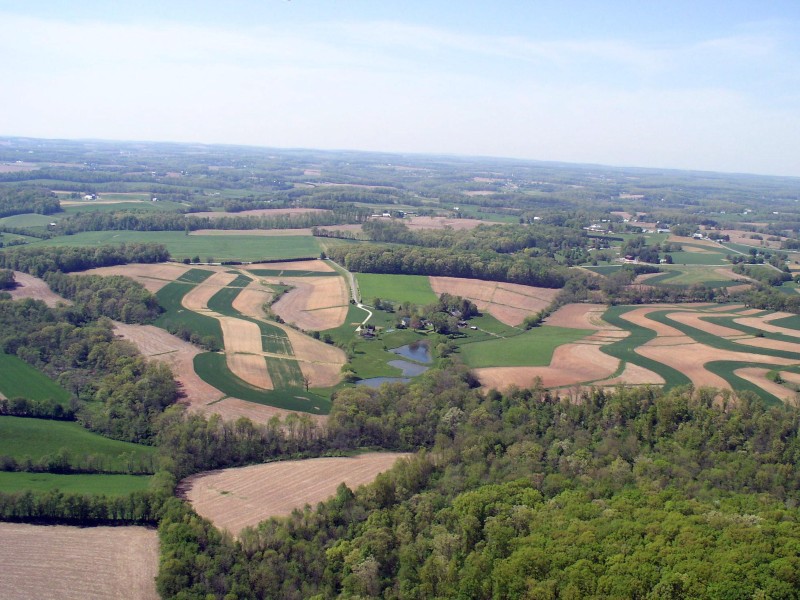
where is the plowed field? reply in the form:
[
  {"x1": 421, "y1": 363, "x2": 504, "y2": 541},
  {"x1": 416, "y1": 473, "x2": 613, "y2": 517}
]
[
  {"x1": 0, "y1": 523, "x2": 158, "y2": 600},
  {"x1": 182, "y1": 453, "x2": 410, "y2": 535}
]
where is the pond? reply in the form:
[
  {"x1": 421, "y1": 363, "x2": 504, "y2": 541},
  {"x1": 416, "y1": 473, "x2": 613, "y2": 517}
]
[
  {"x1": 356, "y1": 377, "x2": 411, "y2": 388},
  {"x1": 389, "y1": 341, "x2": 432, "y2": 364}
]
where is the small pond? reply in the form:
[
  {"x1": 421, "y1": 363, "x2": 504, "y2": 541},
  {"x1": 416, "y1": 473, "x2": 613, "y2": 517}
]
[
  {"x1": 388, "y1": 360, "x2": 429, "y2": 377},
  {"x1": 389, "y1": 341, "x2": 432, "y2": 364}
]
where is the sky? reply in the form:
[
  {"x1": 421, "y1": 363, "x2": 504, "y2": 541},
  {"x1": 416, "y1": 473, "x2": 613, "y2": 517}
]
[{"x1": 1, "y1": 1, "x2": 799, "y2": 177}]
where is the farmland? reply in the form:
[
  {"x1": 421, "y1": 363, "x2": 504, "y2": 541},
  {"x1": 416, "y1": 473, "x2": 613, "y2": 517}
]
[
  {"x1": 0, "y1": 472, "x2": 152, "y2": 495},
  {"x1": 0, "y1": 353, "x2": 71, "y2": 404},
  {"x1": 181, "y1": 452, "x2": 410, "y2": 536},
  {"x1": 0, "y1": 416, "x2": 156, "y2": 473},
  {"x1": 357, "y1": 273, "x2": 438, "y2": 305},
  {"x1": 31, "y1": 231, "x2": 321, "y2": 261},
  {"x1": 0, "y1": 523, "x2": 158, "y2": 600}
]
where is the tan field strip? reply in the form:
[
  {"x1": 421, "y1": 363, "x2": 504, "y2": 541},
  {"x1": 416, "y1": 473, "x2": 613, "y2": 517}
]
[
  {"x1": 735, "y1": 367, "x2": 797, "y2": 403},
  {"x1": 474, "y1": 343, "x2": 620, "y2": 390},
  {"x1": 240, "y1": 259, "x2": 335, "y2": 273},
  {"x1": 193, "y1": 397, "x2": 327, "y2": 425},
  {"x1": 0, "y1": 523, "x2": 158, "y2": 600},
  {"x1": 227, "y1": 354, "x2": 273, "y2": 389},
  {"x1": 270, "y1": 276, "x2": 349, "y2": 330},
  {"x1": 603, "y1": 362, "x2": 665, "y2": 386},
  {"x1": 545, "y1": 303, "x2": 619, "y2": 330},
  {"x1": 429, "y1": 276, "x2": 559, "y2": 326},
  {"x1": 181, "y1": 271, "x2": 239, "y2": 311},
  {"x1": 277, "y1": 324, "x2": 346, "y2": 387},
  {"x1": 231, "y1": 280, "x2": 274, "y2": 319},
  {"x1": 182, "y1": 453, "x2": 411, "y2": 536},
  {"x1": 80, "y1": 263, "x2": 195, "y2": 293},
  {"x1": 735, "y1": 315, "x2": 800, "y2": 338},
  {"x1": 8, "y1": 271, "x2": 70, "y2": 307},
  {"x1": 638, "y1": 343, "x2": 798, "y2": 389}
]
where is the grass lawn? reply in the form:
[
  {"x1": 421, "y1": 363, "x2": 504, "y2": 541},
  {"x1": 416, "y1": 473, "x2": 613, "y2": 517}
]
[
  {"x1": 0, "y1": 471, "x2": 151, "y2": 495},
  {"x1": 194, "y1": 352, "x2": 330, "y2": 414},
  {"x1": 32, "y1": 231, "x2": 321, "y2": 262},
  {"x1": 0, "y1": 353, "x2": 71, "y2": 405},
  {"x1": 459, "y1": 326, "x2": 592, "y2": 368},
  {"x1": 0, "y1": 416, "x2": 156, "y2": 473},
  {"x1": 357, "y1": 273, "x2": 438, "y2": 305}
]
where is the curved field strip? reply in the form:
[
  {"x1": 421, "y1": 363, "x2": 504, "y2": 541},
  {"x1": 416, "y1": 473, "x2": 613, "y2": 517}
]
[
  {"x1": 181, "y1": 271, "x2": 239, "y2": 311},
  {"x1": 709, "y1": 315, "x2": 800, "y2": 341},
  {"x1": 545, "y1": 303, "x2": 618, "y2": 330},
  {"x1": 182, "y1": 453, "x2": 410, "y2": 536},
  {"x1": 474, "y1": 343, "x2": 620, "y2": 390},
  {"x1": 733, "y1": 366, "x2": 794, "y2": 404},
  {"x1": 769, "y1": 314, "x2": 800, "y2": 331},
  {"x1": 600, "y1": 306, "x2": 692, "y2": 389},
  {"x1": 194, "y1": 353, "x2": 329, "y2": 414},
  {"x1": 155, "y1": 271, "x2": 224, "y2": 348},
  {"x1": 241, "y1": 259, "x2": 335, "y2": 273},
  {"x1": 0, "y1": 523, "x2": 158, "y2": 600},
  {"x1": 7, "y1": 271, "x2": 70, "y2": 306},
  {"x1": 231, "y1": 280, "x2": 273, "y2": 319},
  {"x1": 270, "y1": 276, "x2": 349, "y2": 330},
  {"x1": 79, "y1": 263, "x2": 194, "y2": 293},
  {"x1": 429, "y1": 276, "x2": 559, "y2": 326}
]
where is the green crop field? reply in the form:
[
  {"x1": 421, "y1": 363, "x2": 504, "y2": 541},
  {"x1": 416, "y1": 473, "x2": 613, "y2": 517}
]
[
  {"x1": 0, "y1": 213, "x2": 56, "y2": 228},
  {"x1": 0, "y1": 471, "x2": 151, "y2": 495},
  {"x1": 666, "y1": 251, "x2": 729, "y2": 265},
  {"x1": 193, "y1": 352, "x2": 330, "y2": 413},
  {"x1": 600, "y1": 306, "x2": 692, "y2": 389},
  {"x1": 61, "y1": 201, "x2": 186, "y2": 215},
  {"x1": 645, "y1": 266, "x2": 742, "y2": 287},
  {"x1": 0, "y1": 353, "x2": 71, "y2": 405},
  {"x1": 177, "y1": 268, "x2": 215, "y2": 283},
  {"x1": 772, "y1": 314, "x2": 800, "y2": 331},
  {"x1": 266, "y1": 357, "x2": 305, "y2": 389},
  {"x1": 155, "y1": 280, "x2": 224, "y2": 347},
  {"x1": 32, "y1": 231, "x2": 321, "y2": 261},
  {"x1": 458, "y1": 326, "x2": 592, "y2": 368},
  {"x1": 0, "y1": 416, "x2": 156, "y2": 473},
  {"x1": 357, "y1": 273, "x2": 438, "y2": 305}
]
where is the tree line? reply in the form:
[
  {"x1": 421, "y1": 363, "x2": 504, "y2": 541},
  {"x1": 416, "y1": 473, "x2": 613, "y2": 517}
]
[
  {"x1": 0, "y1": 242, "x2": 169, "y2": 276},
  {"x1": 0, "y1": 187, "x2": 61, "y2": 218}
]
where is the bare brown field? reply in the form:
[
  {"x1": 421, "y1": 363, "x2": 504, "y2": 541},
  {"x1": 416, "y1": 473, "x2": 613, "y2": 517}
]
[
  {"x1": 0, "y1": 523, "x2": 158, "y2": 600},
  {"x1": 218, "y1": 316, "x2": 274, "y2": 386},
  {"x1": 735, "y1": 367, "x2": 796, "y2": 403},
  {"x1": 464, "y1": 190, "x2": 496, "y2": 196},
  {"x1": 182, "y1": 453, "x2": 411, "y2": 535},
  {"x1": 474, "y1": 343, "x2": 621, "y2": 390},
  {"x1": 669, "y1": 311, "x2": 746, "y2": 338},
  {"x1": 80, "y1": 263, "x2": 194, "y2": 292},
  {"x1": 193, "y1": 397, "x2": 328, "y2": 425},
  {"x1": 545, "y1": 303, "x2": 614, "y2": 330},
  {"x1": 722, "y1": 229, "x2": 785, "y2": 249},
  {"x1": 231, "y1": 280, "x2": 274, "y2": 319},
  {"x1": 603, "y1": 362, "x2": 665, "y2": 386},
  {"x1": 713, "y1": 267, "x2": 756, "y2": 284},
  {"x1": 405, "y1": 216, "x2": 494, "y2": 230},
  {"x1": 241, "y1": 259, "x2": 335, "y2": 273},
  {"x1": 191, "y1": 208, "x2": 327, "y2": 218},
  {"x1": 620, "y1": 306, "x2": 687, "y2": 338},
  {"x1": 8, "y1": 272, "x2": 69, "y2": 307},
  {"x1": 0, "y1": 162, "x2": 38, "y2": 172},
  {"x1": 270, "y1": 276, "x2": 349, "y2": 330},
  {"x1": 735, "y1": 315, "x2": 800, "y2": 338},
  {"x1": 228, "y1": 354, "x2": 273, "y2": 389},
  {"x1": 181, "y1": 272, "x2": 238, "y2": 311},
  {"x1": 277, "y1": 324, "x2": 346, "y2": 387},
  {"x1": 429, "y1": 276, "x2": 559, "y2": 326},
  {"x1": 113, "y1": 323, "x2": 224, "y2": 406}
]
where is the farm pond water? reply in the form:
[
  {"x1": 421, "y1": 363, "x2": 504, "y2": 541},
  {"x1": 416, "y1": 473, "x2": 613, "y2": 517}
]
[{"x1": 356, "y1": 341, "x2": 432, "y2": 388}]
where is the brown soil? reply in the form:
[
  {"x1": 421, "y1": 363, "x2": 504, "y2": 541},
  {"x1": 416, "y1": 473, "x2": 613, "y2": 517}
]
[
  {"x1": 638, "y1": 343, "x2": 798, "y2": 389},
  {"x1": 231, "y1": 280, "x2": 273, "y2": 319},
  {"x1": 603, "y1": 362, "x2": 665, "y2": 386},
  {"x1": 190, "y1": 208, "x2": 327, "y2": 219},
  {"x1": 270, "y1": 276, "x2": 349, "y2": 330},
  {"x1": 113, "y1": 323, "x2": 224, "y2": 406},
  {"x1": 181, "y1": 272, "x2": 238, "y2": 311},
  {"x1": 429, "y1": 276, "x2": 559, "y2": 326},
  {"x1": 182, "y1": 453, "x2": 410, "y2": 536},
  {"x1": 619, "y1": 306, "x2": 687, "y2": 338},
  {"x1": 735, "y1": 316, "x2": 800, "y2": 338},
  {"x1": 474, "y1": 343, "x2": 620, "y2": 390},
  {"x1": 0, "y1": 523, "x2": 158, "y2": 600},
  {"x1": 276, "y1": 324, "x2": 346, "y2": 387},
  {"x1": 241, "y1": 259, "x2": 335, "y2": 273},
  {"x1": 544, "y1": 303, "x2": 615, "y2": 330},
  {"x1": 735, "y1": 367, "x2": 797, "y2": 403},
  {"x1": 80, "y1": 263, "x2": 195, "y2": 293},
  {"x1": 8, "y1": 272, "x2": 69, "y2": 307}
]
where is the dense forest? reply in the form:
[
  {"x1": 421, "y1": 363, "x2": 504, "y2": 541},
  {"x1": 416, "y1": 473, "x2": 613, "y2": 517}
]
[
  {"x1": 0, "y1": 187, "x2": 61, "y2": 218},
  {"x1": 155, "y1": 373, "x2": 800, "y2": 599}
]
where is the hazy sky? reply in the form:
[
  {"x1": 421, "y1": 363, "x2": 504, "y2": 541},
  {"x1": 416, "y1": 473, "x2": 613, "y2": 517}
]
[{"x1": 2, "y1": 1, "x2": 799, "y2": 176}]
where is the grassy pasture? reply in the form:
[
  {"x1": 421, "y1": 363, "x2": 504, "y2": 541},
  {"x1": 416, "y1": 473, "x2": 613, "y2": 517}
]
[
  {"x1": 0, "y1": 416, "x2": 156, "y2": 473},
  {"x1": 0, "y1": 471, "x2": 151, "y2": 495},
  {"x1": 666, "y1": 251, "x2": 729, "y2": 265},
  {"x1": 266, "y1": 357, "x2": 305, "y2": 389},
  {"x1": 600, "y1": 306, "x2": 692, "y2": 389},
  {"x1": 61, "y1": 201, "x2": 186, "y2": 215},
  {"x1": 0, "y1": 213, "x2": 56, "y2": 228},
  {"x1": 645, "y1": 266, "x2": 742, "y2": 288},
  {"x1": 194, "y1": 353, "x2": 329, "y2": 413},
  {"x1": 459, "y1": 326, "x2": 592, "y2": 368},
  {"x1": 32, "y1": 231, "x2": 321, "y2": 262},
  {"x1": 0, "y1": 353, "x2": 71, "y2": 405},
  {"x1": 177, "y1": 268, "x2": 215, "y2": 284},
  {"x1": 357, "y1": 273, "x2": 438, "y2": 305}
]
